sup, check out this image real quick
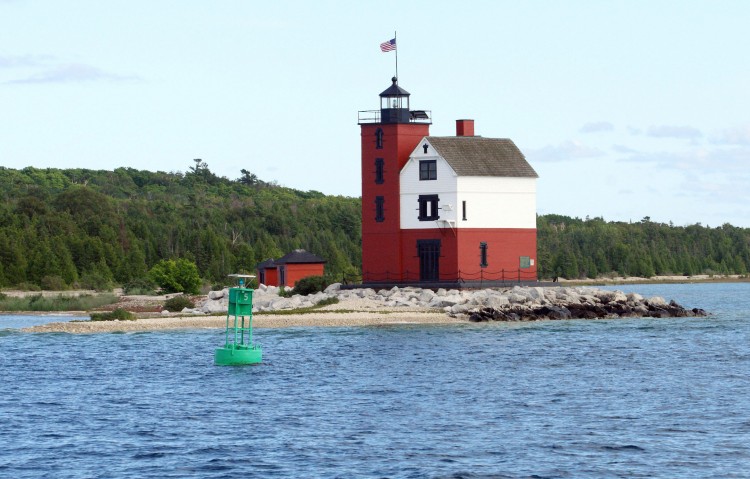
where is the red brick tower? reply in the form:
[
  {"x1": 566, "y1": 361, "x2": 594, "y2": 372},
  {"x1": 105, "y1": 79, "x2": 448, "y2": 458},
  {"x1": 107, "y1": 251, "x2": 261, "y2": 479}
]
[{"x1": 358, "y1": 78, "x2": 431, "y2": 282}]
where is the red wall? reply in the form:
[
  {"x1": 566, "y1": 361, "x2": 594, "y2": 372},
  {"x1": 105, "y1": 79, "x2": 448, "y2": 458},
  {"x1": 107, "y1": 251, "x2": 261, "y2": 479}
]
[
  {"x1": 262, "y1": 267, "x2": 278, "y2": 287},
  {"x1": 283, "y1": 263, "x2": 325, "y2": 288},
  {"x1": 360, "y1": 122, "x2": 429, "y2": 282},
  {"x1": 456, "y1": 228, "x2": 537, "y2": 281},
  {"x1": 398, "y1": 227, "x2": 537, "y2": 282},
  {"x1": 400, "y1": 228, "x2": 458, "y2": 282}
]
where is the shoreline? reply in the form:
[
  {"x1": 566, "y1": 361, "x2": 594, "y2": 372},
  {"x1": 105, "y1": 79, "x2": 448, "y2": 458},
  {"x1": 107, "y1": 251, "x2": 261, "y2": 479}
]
[
  {"x1": 6, "y1": 279, "x2": 727, "y2": 334},
  {"x1": 556, "y1": 274, "x2": 749, "y2": 286},
  {"x1": 22, "y1": 310, "x2": 462, "y2": 334}
]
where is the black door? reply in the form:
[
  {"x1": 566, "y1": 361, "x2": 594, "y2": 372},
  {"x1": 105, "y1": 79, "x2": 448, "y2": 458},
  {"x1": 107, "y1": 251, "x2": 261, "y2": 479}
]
[{"x1": 417, "y1": 239, "x2": 441, "y2": 282}]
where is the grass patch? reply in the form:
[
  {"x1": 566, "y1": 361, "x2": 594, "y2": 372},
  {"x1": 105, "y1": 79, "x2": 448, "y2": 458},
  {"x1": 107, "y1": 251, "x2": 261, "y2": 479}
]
[
  {"x1": 315, "y1": 297, "x2": 339, "y2": 307},
  {"x1": 256, "y1": 297, "x2": 341, "y2": 315},
  {"x1": 0, "y1": 293, "x2": 119, "y2": 312},
  {"x1": 259, "y1": 308, "x2": 363, "y2": 316},
  {"x1": 90, "y1": 308, "x2": 135, "y2": 321}
]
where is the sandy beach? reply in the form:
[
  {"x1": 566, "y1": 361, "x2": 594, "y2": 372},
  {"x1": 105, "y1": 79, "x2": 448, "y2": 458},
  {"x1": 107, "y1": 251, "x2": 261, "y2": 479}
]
[{"x1": 22, "y1": 302, "x2": 462, "y2": 334}]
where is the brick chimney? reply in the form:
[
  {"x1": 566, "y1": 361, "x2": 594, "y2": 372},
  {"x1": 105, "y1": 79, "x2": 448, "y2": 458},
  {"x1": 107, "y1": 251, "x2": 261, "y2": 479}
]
[{"x1": 456, "y1": 119, "x2": 475, "y2": 137}]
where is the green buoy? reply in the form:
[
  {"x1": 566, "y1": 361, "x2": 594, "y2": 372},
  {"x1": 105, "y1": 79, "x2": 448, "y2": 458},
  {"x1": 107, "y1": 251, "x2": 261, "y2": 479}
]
[{"x1": 215, "y1": 274, "x2": 262, "y2": 365}]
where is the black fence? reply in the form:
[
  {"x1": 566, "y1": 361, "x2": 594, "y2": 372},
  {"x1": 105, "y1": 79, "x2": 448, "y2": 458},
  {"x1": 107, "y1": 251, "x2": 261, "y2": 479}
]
[{"x1": 342, "y1": 268, "x2": 539, "y2": 287}]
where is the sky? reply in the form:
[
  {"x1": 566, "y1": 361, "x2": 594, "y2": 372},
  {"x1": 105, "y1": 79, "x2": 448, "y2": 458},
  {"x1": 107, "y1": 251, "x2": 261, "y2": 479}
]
[{"x1": 1, "y1": 0, "x2": 749, "y2": 227}]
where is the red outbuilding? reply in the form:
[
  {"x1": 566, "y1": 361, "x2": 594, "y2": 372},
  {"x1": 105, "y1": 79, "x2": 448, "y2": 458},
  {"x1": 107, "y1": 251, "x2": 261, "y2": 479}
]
[
  {"x1": 256, "y1": 250, "x2": 326, "y2": 288},
  {"x1": 358, "y1": 78, "x2": 538, "y2": 285}
]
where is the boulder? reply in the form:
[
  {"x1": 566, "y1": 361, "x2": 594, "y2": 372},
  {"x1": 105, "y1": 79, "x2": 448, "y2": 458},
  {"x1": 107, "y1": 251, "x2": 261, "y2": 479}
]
[
  {"x1": 324, "y1": 283, "x2": 342, "y2": 293},
  {"x1": 208, "y1": 289, "x2": 226, "y2": 300},
  {"x1": 626, "y1": 292, "x2": 644, "y2": 303},
  {"x1": 508, "y1": 293, "x2": 528, "y2": 304},
  {"x1": 486, "y1": 295, "x2": 510, "y2": 309},
  {"x1": 647, "y1": 296, "x2": 667, "y2": 308},
  {"x1": 418, "y1": 290, "x2": 436, "y2": 303}
]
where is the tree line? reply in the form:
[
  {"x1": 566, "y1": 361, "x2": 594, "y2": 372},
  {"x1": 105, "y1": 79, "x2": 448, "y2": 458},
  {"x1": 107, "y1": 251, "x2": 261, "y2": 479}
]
[
  {"x1": 0, "y1": 162, "x2": 748, "y2": 290},
  {"x1": 538, "y1": 214, "x2": 750, "y2": 279},
  {"x1": 0, "y1": 161, "x2": 360, "y2": 290}
]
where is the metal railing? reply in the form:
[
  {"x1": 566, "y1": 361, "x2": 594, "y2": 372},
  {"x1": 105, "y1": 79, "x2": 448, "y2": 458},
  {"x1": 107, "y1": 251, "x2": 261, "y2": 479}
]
[
  {"x1": 357, "y1": 109, "x2": 432, "y2": 124},
  {"x1": 342, "y1": 268, "x2": 539, "y2": 286}
]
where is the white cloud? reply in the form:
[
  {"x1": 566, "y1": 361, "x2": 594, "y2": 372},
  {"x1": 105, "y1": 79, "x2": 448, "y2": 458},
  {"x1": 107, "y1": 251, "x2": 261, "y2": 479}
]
[
  {"x1": 612, "y1": 144, "x2": 637, "y2": 154},
  {"x1": 5, "y1": 63, "x2": 139, "y2": 84},
  {"x1": 710, "y1": 125, "x2": 750, "y2": 145},
  {"x1": 580, "y1": 121, "x2": 614, "y2": 133},
  {"x1": 627, "y1": 126, "x2": 642, "y2": 136},
  {"x1": 525, "y1": 140, "x2": 605, "y2": 162},
  {"x1": 646, "y1": 125, "x2": 703, "y2": 140},
  {"x1": 617, "y1": 145, "x2": 750, "y2": 177},
  {"x1": 0, "y1": 54, "x2": 53, "y2": 68}
]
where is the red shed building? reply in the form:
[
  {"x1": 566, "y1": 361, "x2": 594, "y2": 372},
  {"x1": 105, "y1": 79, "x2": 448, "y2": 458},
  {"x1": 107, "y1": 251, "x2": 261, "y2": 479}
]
[
  {"x1": 358, "y1": 78, "x2": 538, "y2": 284},
  {"x1": 256, "y1": 250, "x2": 326, "y2": 288}
]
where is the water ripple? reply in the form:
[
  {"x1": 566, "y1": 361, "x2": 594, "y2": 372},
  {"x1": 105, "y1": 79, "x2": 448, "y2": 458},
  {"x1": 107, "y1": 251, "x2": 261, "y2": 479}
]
[{"x1": 1, "y1": 283, "x2": 750, "y2": 478}]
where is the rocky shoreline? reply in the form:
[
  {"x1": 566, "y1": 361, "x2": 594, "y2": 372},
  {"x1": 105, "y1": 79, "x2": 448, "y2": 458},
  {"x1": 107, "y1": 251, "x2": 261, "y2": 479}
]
[
  {"x1": 192, "y1": 283, "x2": 706, "y2": 322},
  {"x1": 20, "y1": 284, "x2": 706, "y2": 334}
]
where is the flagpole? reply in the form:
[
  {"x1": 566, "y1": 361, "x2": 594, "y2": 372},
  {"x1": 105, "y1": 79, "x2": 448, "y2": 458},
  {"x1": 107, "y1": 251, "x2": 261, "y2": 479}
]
[{"x1": 394, "y1": 31, "x2": 398, "y2": 81}]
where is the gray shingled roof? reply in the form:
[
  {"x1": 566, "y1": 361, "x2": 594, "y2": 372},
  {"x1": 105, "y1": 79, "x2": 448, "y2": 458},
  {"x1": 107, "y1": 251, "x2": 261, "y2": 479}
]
[
  {"x1": 426, "y1": 137, "x2": 538, "y2": 178},
  {"x1": 256, "y1": 258, "x2": 276, "y2": 269},
  {"x1": 274, "y1": 249, "x2": 326, "y2": 264}
]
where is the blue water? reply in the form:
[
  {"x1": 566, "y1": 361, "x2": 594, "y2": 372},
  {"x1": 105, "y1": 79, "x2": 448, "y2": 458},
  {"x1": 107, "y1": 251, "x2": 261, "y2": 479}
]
[
  {"x1": 1, "y1": 283, "x2": 749, "y2": 478},
  {"x1": 0, "y1": 313, "x2": 87, "y2": 330}
]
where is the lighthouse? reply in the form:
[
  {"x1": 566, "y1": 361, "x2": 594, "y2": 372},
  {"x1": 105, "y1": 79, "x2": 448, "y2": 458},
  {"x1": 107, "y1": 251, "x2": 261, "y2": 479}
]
[
  {"x1": 358, "y1": 77, "x2": 432, "y2": 282},
  {"x1": 358, "y1": 78, "x2": 539, "y2": 285}
]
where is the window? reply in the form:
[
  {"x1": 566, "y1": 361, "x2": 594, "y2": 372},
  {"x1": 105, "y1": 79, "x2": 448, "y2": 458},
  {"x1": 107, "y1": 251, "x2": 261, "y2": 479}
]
[
  {"x1": 462, "y1": 201, "x2": 467, "y2": 221},
  {"x1": 419, "y1": 160, "x2": 437, "y2": 180},
  {"x1": 375, "y1": 128, "x2": 383, "y2": 149},
  {"x1": 520, "y1": 256, "x2": 531, "y2": 268},
  {"x1": 375, "y1": 196, "x2": 385, "y2": 222},
  {"x1": 418, "y1": 195, "x2": 440, "y2": 221},
  {"x1": 375, "y1": 158, "x2": 384, "y2": 184},
  {"x1": 480, "y1": 242, "x2": 488, "y2": 268}
]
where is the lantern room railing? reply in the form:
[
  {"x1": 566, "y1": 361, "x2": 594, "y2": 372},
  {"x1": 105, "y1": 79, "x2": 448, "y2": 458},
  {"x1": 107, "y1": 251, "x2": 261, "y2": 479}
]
[{"x1": 358, "y1": 109, "x2": 432, "y2": 125}]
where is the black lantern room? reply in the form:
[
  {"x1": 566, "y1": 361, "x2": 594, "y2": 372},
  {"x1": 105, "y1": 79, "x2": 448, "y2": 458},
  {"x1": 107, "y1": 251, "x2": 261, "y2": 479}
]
[{"x1": 379, "y1": 77, "x2": 411, "y2": 124}]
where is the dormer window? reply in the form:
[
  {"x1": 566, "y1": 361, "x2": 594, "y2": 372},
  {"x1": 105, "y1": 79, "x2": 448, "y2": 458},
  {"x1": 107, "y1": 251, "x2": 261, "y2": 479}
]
[
  {"x1": 375, "y1": 128, "x2": 383, "y2": 149},
  {"x1": 419, "y1": 160, "x2": 437, "y2": 181}
]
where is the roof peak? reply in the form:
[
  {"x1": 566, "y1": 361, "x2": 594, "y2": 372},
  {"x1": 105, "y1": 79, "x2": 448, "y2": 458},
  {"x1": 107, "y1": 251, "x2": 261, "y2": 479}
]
[
  {"x1": 380, "y1": 77, "x2": 410, "y2": 97},
  {"x1": 422, "y1": 137, "x2": 538, "y2": 178}
]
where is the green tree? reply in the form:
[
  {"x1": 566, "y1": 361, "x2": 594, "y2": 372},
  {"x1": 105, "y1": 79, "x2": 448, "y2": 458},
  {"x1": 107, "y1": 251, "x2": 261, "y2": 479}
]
[{"x1": 148, "y1": 258, "x2": 202, "y2": 294}]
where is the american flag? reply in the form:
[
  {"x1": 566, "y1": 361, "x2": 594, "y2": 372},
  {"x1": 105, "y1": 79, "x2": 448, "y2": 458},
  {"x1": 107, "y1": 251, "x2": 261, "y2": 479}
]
[{"x1": 380, "y1": 38, "x2": 396, "y2": 52}]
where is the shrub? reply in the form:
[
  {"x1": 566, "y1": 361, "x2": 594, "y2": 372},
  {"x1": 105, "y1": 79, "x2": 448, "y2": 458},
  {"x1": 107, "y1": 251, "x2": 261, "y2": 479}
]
[
  {"x1": 15, "y1": 282, "x2": 41, "y2": 292},
  {"x1": 148, "y1": 259, "x2": 201, "y2": 294},
  {"x1": 123, "y1": 278, "x2": 157, "y2": 295},
  {"x1": 164, "y1": 294, "x2": 195, "y2": 312},
  {"x1": 77, "y1": 271, "x2": 114, "y2": 292},
  {"x1": 41, "y1": 275, "x2": 67, "y2": 291},
  {"x1": 90, "y1": 308, "x2": 135, "y2": 321},
  {"x1": 291, "y1": 276, "x2": 327, "y2": 296},
  {"x1": 0, "y1": 293, "x2": 118, "y2": 312}
]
